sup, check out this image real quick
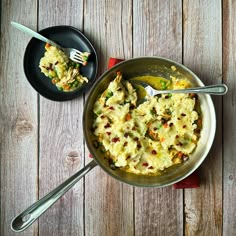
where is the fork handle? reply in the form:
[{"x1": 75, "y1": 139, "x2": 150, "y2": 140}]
[
  {"x1": 157, "y1": 84, "x2": 228, "y2": 95},
  {"x1": 11, "y1": 22, "x2": 63, "y2": 50}
]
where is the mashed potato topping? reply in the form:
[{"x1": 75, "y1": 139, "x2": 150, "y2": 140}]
[
  {"x1": 39, "y1": 43, "x2": 88, "y2": 92},
  {"x1": 92, "y1": 72, "x2": 202, "y2": 175}
]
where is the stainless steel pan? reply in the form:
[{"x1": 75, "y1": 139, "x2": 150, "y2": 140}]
[{"x1": 11, "y1": 57, "x2": 216, "y2": 232}]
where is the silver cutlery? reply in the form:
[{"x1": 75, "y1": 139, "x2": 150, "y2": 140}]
[{"x1": 11, "y1": 21, "x2": 90, "y2": 65}]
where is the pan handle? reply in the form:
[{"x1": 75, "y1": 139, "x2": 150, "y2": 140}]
[{"x1": 11, "y1": 160, "x2": 97, "y2": 232}]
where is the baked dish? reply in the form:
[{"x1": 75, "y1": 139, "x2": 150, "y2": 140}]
[
  {"x1": 92, "y1": 72, "x2": 202, "y2": 175},
  {"x1": 39, "y1": 43, "x2": 88, "y2": 92}
]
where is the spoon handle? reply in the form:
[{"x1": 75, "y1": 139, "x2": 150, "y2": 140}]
[
  {"x1": 11, "y1": 160, "x2": 97, "y2": 232},
  {"x1": 11, "y1": 21, "x2": 63, "y2": 50},
  {"x1": 157, "y1": 84, "x2": 228, "y2": 95}
]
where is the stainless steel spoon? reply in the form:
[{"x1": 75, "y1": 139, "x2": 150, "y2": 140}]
[{"x1": 131, "y1": 80, "x2": 228, "y2": 96}]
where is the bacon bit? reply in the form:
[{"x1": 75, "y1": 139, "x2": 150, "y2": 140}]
[
  {"x1": 178, "y1": 152, "x2": 183, "y2": 158},
  {"x1": 132, "y1": 127, "x2": 136, "y2": 131},
  {"x1": 175, "y1": 135, "x2": 179, "y2": 139},
  {"x1": 106, "y1": 132, "x2": 111, "y2": 135},
  {"x1": 163, "y1": 123, "x2": 168, "y2": 128},
  {"x1": 124, "y1": 133, "x2": 129, "y2": 138},
  {"x1": 89, "y1": 153, "x2": 93, "y2": 158},
  {"x1": 55, "y1": 61, "x2": 59, "y2": 65},
  {"x1": 112, "y1": 137, "x2": 120, "y2": 142},
  {"x1": 169, "y1": 122, "x2": 173, "y2": 127},
  {"x1": 137, "y1": 143, "x2": 142, "y2": 149},
  {"x1": 177, "y1": 117, "x2": 181, "y2": 120},
  {"x1": 176, "y1": 142, "x2": 183, "y2": 146},
  {"x1": 148, "y1": 166, "x2": 154, "y2": 169},
  {"x1": 153, "y1": 127, "x2": 157, "y2": 131},
  {"x1": 126, "y1": 155, "x2": 131, "y2": 160},
  {"x1": 124, "y1": 142, "x2": 128, "y2": 147},
  {"x1": 151, "y1": 150, "x2": 157, "y2": 155},
  {"x1": 149, "y1": 130, "x2": 155, "y2": 136},
  {"x1": 161, "y1": 118, "x2": 167, "y2": 124},
  {"x1": 181, "y1": 113, "x2": 186, "y2": 117},
  {"x1": 109, "y1": 106, "x2": 114, "y2": 110},
  {"x1": 49, "y1": 63, "x2": 53, "y2": 70},
  {"x1": 104, "y1": 123, "x2": 111, "y2": 128},
  {"x1": 125, "y1": 113, "x2": 131, "y2": 121},
  {"x1": 134, "y1": 137, "x2": 139, "y2": 141},
  {"x1": 165, "y1": 95, "x2": 169, "y2": 99},
  {"x1": 142, "y1": 162, "x2": 148, "y2": 167},
  {"x1": 183, "y1": 125, "x2": 186, "y2": 128},
  {"x1": 160, "y1": 137, "x2": 165, "y2": 142}
]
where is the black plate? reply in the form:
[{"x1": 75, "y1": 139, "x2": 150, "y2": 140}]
[{"x1": 24, "y1": 26, "x2": 98, "y2": 101}]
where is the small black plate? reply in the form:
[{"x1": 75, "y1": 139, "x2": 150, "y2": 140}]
[{"x1": 24, "y1": 26, "x2": 98, "y2": 101}]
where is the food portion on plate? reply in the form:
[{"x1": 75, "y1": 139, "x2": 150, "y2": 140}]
[
  {"x1": 39, "y1": 43, "x2": 89, "y2": 92},
  {"x1": 92, "y1": 72, "x2": 202, "y2": 175}
]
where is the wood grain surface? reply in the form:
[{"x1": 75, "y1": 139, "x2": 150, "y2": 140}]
[
  {"x1": 0, "y1": 1, "x2": 38, "y2": 236},
  {"x1": 223, "y1": 1, "x2": 236, "y2": 236},
  {"x1": 1, "y1": 0, "x2": 235, "y2": 235},
  {"x1": 183, "y1": 1, "x2": 223, "y2": 235}
]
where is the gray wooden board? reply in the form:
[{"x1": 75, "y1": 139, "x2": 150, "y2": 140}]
[
  {"x1": 223, "y1": 0, "x2": 236, "y2": 235},
  {"x1": 183, "y1": 0, "x2": 223, "y2": 235},
  {"x1": 0, "y1": 0, "x2": 38, "y2": 235}
]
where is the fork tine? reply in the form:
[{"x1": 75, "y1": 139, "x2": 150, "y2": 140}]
[
  {"x1": 71, "y1": 49, "x2": 83, "y2": 55},
  {"x1": 73, "y1": 53, "x2": 84, "y2": 60},
  {"x1": 73, "y1": 55, "x2": 88, "y2": 65},
  {"x1": 73, "y1": 49, "x2": 91, "y2": 57},
  {"x1": 70, "y1": 57, "x2": 84, "y2": 64}
]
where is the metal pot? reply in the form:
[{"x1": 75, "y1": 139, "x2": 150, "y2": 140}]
[
  {"x1": 11, "y1": 57, "x2": 216, "y2": 232},
  {"x1": 83, "y1": 56, "x2": 216, "y2": 187}
]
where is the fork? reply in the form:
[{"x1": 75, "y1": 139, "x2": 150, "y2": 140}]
[
  {"x1": 131, "y1": 79, "x2": 228, "y2": 96},
  {"x1": 11, "y1": 22, "x2": 90, "y2": 65}
]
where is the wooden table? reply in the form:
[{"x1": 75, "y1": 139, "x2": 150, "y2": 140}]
[{"x1": 1, "y1": 0, "x2": 235, "y2": 235}]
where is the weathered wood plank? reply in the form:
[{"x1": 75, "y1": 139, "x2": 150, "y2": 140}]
[
  {"x1": 84, "y1": 1, "x2": 134, "y2": 236},
  {"x1": 38, "y1": 1, "x2": 84, "y2": 235},
  {"x1": 0, "y1": 0, "x2": 38, "y2": 235},
  {"x1": 133, "y1": 1, "x2": 183, "y2": 236},
  {"x1": 183, "y1": 0, "x2": 223, "y2": 235},
  {"x1": 223, "y1": 0, "x2": 236, "y2": 235}
]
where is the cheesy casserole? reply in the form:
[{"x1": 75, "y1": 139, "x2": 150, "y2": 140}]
[
  {"x1": 39, "y1": 43, "x2": 88, "y2": 92},
  {"x1": 92, "y1": 72, "x2": 202, "y2": 175}
]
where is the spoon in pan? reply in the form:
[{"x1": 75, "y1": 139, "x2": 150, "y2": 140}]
[{"x1": 131, "y1": 80, "x2": 228, "y2": 96}]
